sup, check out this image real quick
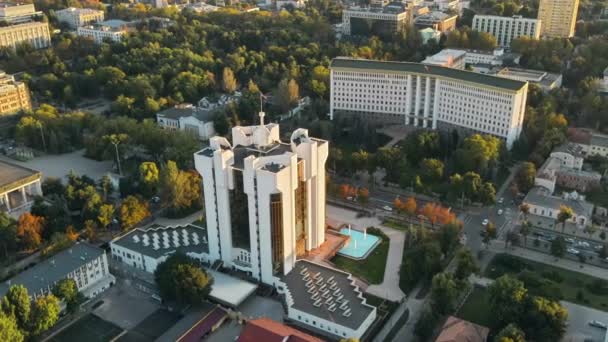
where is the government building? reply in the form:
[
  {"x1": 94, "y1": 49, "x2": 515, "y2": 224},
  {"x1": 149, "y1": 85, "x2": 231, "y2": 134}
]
[
  {"x1": 329, "y1": 57, "x2": 528, "y2": 149},
  {"x1": 55, "y1": 7, "x2": 104, "y2": 29},
  {"x1": 0, "y1": 3, "x2": 49, "y2": 50}
]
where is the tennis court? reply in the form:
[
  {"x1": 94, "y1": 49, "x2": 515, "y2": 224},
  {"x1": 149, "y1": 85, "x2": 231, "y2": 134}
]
[{"x1": 49, "y1": 313, "x2": 124, "y2": 342}]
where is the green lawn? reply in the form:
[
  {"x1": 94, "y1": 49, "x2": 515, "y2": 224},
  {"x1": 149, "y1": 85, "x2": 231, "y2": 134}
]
[
  {"x1": 456, "y1": 287, "x2": 493, "y2": 328},
  {"x1": 486, "y1": 254, "x2": 608, "y2": 311},
  {"x1": 331, "y1": 229, "x2": 390, "y2": 284}
]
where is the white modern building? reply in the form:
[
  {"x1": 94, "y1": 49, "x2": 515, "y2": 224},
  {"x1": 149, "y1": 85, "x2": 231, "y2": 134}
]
[
  {"x1": 463, "y1": 48, "x2": 520, "y2": 66},
  {"x1": 329, "y1": 58, "x2": 528, "y2": 149},
  {"x1": 156, "y1": 104, "x2": 216, "y2": 140},
  {"x1": 472, "y1": 15, "x2": 541, "y2": 47},
  {"x1": 55, "y1": 7, "x2": 104, "y2": 29},
  {"x1": 194, "y1": 116, "x2": 328, "y2": 286},
  {"x1": 77, "y1": 19, "x2": 129, "y2": 44},
  {"x1": 0, "y1": 242, "x2": 115, "y2": 300},
  {"x1": 419, "y1": 27, "x2": 441, "y2": 44},
  {"x1": 422, "y1": 49, "x2": 466, "y2": 69},
  {"x1": 342, "y1": 4, "x2": 409, "y2": 36}
]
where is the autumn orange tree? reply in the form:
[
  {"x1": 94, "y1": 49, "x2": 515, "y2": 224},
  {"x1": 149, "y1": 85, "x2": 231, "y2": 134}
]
[
  {"x1": 403, "y1": 197, "x2": 417, "y2": 216},
  {"x1": 394, "y1": 197, "x2": 404, "y2": 213},
  {"x1": 358, "y1": 187, "x2": 369, "y2": 205},
  {"x1": 16, "y1": 213, "x2": 45, "y2": 251}
]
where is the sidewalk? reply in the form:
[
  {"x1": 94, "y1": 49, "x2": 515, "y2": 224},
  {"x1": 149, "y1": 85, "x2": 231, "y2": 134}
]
[
  {"x1": 366, "y1": 225, "x2": 406, "y2": 302},
  {"x1": 490, "y1": 241, "x2": 608, "y2": 280}
]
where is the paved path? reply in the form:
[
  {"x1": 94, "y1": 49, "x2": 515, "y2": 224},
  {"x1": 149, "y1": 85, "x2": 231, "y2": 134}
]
[
  {"x1": 326, "y1": 204, "x2": 406, "y2": 301},
  {"x1": 490, "y1": 240, "x2": 608, "y2": 280}
]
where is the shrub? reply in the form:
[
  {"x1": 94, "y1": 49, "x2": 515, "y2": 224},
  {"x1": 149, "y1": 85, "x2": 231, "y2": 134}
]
[
  {"x1": 541, "y1": 270, "x2": 564, "y2": 283},
  {"x1": 587, "y1": 279, "x2": 608, "y2": 295}
]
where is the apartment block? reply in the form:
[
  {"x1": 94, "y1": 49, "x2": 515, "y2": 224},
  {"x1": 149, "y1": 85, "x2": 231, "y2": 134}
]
[
  {"x1": 472, "y1": 15, "x2": 541, "y2": 47},
  {"x1": 0, "y1": 71, "x2": 31, "y2": 116},
  {"x1": 538, "y1": 0, "x2": 579, "y2": 38},
  {"x1": 330, "y1": 58, "x2": 529, "y2": 149},
  {"x1": 342, "y1": 3, "x2": 409, "y2": 37}
]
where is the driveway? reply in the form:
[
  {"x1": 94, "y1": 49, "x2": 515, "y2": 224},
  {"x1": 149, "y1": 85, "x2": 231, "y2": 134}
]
[
  {"x1": 326, "y1": 205, "x2": 406, "y2": 302},
  {"x1": 562, "y1": 301, "x2": 608, "y2": 342},
  {"x1": 0, "y1": 150, "x2": 113, "y2": 181}
]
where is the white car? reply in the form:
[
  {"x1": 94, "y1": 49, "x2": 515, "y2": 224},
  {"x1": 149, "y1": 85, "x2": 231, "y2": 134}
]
[
  {"x1": 482, "y1": 219, "x2": 489, "y2": 226},
  {"x1": 497, "y1": 197, "x2": 504, "y2": 204},
  {"x1": 383, "y1": 205, "x2": 393, "y2": 212},
  {"x1": 567, "y1": 248, "x2": 580, "y2": 255},
  {"x1": 497, "y1": 209, "x2": 503, "y2": 215},
  {"x1": 589, "y1": 320, "x2": 607, "y2": 329},
  {"x1": 576, "y1": 241, "x2": 591, "y2": 248}
]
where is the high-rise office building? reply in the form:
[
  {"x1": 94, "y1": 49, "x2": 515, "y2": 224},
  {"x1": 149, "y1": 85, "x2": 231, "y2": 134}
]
[
  {"x1": 194, "y1": 114, "x2": 328, "y2": 285},
  {"x1": 0, "y1": 71, "x2": 31, "y2": 116},
  {"x1": 538, "y1": 0, "x2": 579, "y2": 38}
]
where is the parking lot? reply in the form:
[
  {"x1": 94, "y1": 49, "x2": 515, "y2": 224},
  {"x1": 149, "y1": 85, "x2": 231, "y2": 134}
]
[
  {"x1": 93, "y1": 278, "x2": 161, "y2": 330},
  {"x1": 563, "y1": 301, "x2": 608, "y2": 342}
]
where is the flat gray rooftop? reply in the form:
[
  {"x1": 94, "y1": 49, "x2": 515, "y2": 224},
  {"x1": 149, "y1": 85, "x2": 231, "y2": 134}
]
[
  {"x1": 282, "y1": 260, "x2": 375, "y2": 330},
  {"x1": 0, "y1": 160, "x2": 40, "y2": 193},
  {"x1": 111, "y1": 224, "x2": 209, "y2": 259},
  {"x1": 0, "y1": 242, "x2": 104, "y2": 298},
  {"x1": 232, "y1": 143, "x2": 292, "y2": 170}
]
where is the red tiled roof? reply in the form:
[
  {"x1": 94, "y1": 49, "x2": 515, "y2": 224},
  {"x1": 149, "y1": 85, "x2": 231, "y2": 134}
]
[
  {"x1": 237, "y1": 318, "x2": 325, "y2": 342},
  {"x1": 178, "y1": 307, "x2": 227, "y2": 342},
  {"x1": 435, "y1": 316, "x2": 489, "y2": 342}
]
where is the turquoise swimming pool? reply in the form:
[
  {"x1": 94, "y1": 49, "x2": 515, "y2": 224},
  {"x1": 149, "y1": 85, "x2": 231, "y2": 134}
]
[{"x1": 338, "y1": 227, "x2": 380, "y2": 259}]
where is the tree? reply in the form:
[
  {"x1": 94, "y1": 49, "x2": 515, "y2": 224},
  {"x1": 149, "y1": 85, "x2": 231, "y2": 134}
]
[
  {"x1": 139, "y1": 161, "x2": 159, "y2": 197},
  {"x1": 430, "y1": 272, "x2": 459, "y2": 315},
  {"x1": 438, "y1": 222, "x2": 461, "y2": 255},
  {"x1": 29, "y1": 295, "x2": 60, "y2": 336},
  {"x1": 488, "y1": 275, "x2": 527, "y2": 326},
  {"x1": 516, "y1": 162, "x2": 536, "y2": 193},
  {"x1": 154, "y1": 253, "x2": 213, "y2": 305},
  {"x1": 52, "y1": 279, "x2": 80, "y2": 313},
  {"x1": 213, "y1": 111, "x2": 230, "y2": 136},
  {"x1": 557, "y1": 205, "x2": 573, "y2": 233},
  {"x1": 483, "y1": 221, "x2": 496, "y2": 248},
  {"x1": 275, "y1": 78, "x2": 299, "y2": 113},
  {"x1": 0, "y1": 313, "x2": 24, "y2": 342},
  {"x1": 403, "y1": 197, "x2": 417, "y2": 216},
  {"x1": 455, "y1": 249, "x2": 479, "y2": 280},
  {"x1": 222, "y1": 67, "x2": 237, "y2": 93},
  {"x1": 494, "y1": 323, "x2": 525, "y2": 342},
  {"x1": 98, "y1": 204, "x2": 115, "y2": 229},
  {"x1": 519, "y1": 203, "x2": 530, "y2": 222},
  {"x1": 414, "y1": 309, "x2": 439, "y2": 340},
  {"x1": 120, "y1": 196, "x2": 150, "y2": 231},
  {"x1": 16, "y1": 213, "x2": 45, "y2": 251},
  {"x1": 551, "y1": 236, "x2": 567, "y2": 258},
  {"x1": 358, "y1": 187, "x2": 369, "y2": 205},
  {"x1": 160, "y1": 161, "x2": 202, "y2": 216},
  {"x1": 584, "y1": 224, "x2": 598, "y2": 240},
  {"x1": 98, "y1": 175, "x2": 113, "y2": 201},
  {"x1": 520, "y1": 221, "x2": 531, "y2": 246},
  {"x1": 522, "y1": 296, "x2": 568, "y2": 342},
  {"x1": 0, "y1": 212, "x2": 18, "y2": 259},
  {"x1": 1, "y1": 285, "x2": 30, "y2": 330},
  {"x1": 420, "y1": 158, "x2": 444, "y2": 182}
]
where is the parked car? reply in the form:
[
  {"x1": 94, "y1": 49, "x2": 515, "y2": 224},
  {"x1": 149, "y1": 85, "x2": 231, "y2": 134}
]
[
  {"x1": 497, "y1": 197, "x2": 504, "y2": 204},
  {"x1": 565, "y1": 237, "x2": 575, "y2": 244},
  {"x1": 482, "y1": 219, "x2": 489, "y2": 226},
  {"x1": 383, "y1": 205, "x2": 393, "y2": 212},
  {"x1": 151, "y1": 196, "x2": 160, "y2": 203},
  {"x1": 567, "y1": 248, "x2": 580, "y2": 255},
  {"x1": 589, "y1": 320, "x2": 607, "y2": 329},
  {"x1": 576, "y1": 241, "x2": 591, "y2": 249},
  {"x1": 497, "y1": 209, "x2": 503, "y2": 215}
]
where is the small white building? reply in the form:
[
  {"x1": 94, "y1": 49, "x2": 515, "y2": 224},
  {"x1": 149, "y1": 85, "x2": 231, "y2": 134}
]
[
  {"x1": 495, "y1": 67, "x2": 562, "y2": 92},
  {"x1": 55, "y1": 7, "x2": 104, "y2": 29},
  {"x1": 568, "y1": 127, "x2": 608, "y2": 158},
  {"x1": 523, "y1": 187, "x2": 594, "y2": 228},
  {"x1": 534, "y1": 143, "x2": 601, "y2": 193},
  {"x1": 422, "y1": 49, "x2": 467, "y2": 69},
  {"x1": 156, "y1": 104, "x2": 216, "y2": 140},
  {"x1": 419, "y1": 27, "x2": 441, "y2": 44},
  {"x1": 0, "y1": 242, "x2": 115, "y2": 300},
  {"x1": 77, "y1": 19, "x2": 129, "y2": 44}
]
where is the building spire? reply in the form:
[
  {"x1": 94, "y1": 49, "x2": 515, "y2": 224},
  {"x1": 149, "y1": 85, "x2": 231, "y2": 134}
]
[{"x1": 259, "y1": 92, "x2": 265, "y2": 126}]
